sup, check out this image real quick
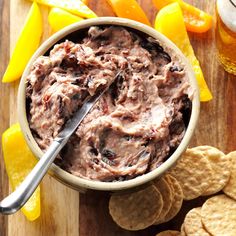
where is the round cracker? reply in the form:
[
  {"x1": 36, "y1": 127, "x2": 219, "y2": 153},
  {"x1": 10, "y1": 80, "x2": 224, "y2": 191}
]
[
  {"x1": 162, "y1": 175, "x2": 183, "y2": 223},
  {"x1": 156, "y1": 231, "x2": 181, "y2": 236},
  {"x1": 183, "y1": 207, "x2": 210, "y2": 236},
  {"x1": 109, "y1": 185, "x2": 163, "y2": 231},
  {"x1": 223, "y1": 151, "x2": 236, "y2": 200},
  {"x1": 153, "y1": 177, "x2": 173, "y2": 224},
  {"x1": 169, "y1": 149, "x2": 213, "y2": 200},
  {"x1": 180, "y1": 224, "x2": 186, "y2": 236},
  {"x1": 201, "y1": 194, "x2": 236, "y2": 236},
  {"x1": 192, "y1": 146, "x2": 230, "y2": 195}
]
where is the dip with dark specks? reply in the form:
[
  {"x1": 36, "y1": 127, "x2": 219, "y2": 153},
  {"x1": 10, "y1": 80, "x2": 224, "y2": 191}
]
[{"x1": 26, "y1": 26, "x2": 193, "y2": 181}]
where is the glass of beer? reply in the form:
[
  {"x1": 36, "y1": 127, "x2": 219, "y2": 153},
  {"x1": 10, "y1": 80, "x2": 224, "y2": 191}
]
[{"x1": 216, "y1": 0, "x2": 236, "y2": 75}]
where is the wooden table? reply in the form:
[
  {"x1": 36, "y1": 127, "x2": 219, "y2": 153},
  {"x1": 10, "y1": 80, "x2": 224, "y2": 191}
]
[{"x1": 0, "y1": 0, "x2": 235, "y2": 235}]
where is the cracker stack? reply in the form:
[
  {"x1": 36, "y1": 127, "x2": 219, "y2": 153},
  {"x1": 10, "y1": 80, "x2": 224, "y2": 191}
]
[{"x1": 108, "y1": 146, "x2": 236, "y2": 235}]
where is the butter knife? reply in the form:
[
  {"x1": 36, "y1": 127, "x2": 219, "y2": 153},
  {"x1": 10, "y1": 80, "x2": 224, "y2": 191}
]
[{"x1": 0, "y1": 87, "x2": 108, "y2": 215}]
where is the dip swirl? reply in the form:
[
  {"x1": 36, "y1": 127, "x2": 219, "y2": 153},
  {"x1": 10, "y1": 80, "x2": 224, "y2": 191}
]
[{"x1": 26, "y1": 26, "x2": 193, "y2": 181}]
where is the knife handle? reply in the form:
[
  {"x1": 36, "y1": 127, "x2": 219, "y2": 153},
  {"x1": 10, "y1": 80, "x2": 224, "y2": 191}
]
[{"x1": 0, "y1": 139, "x2": 64, "y2": 215}]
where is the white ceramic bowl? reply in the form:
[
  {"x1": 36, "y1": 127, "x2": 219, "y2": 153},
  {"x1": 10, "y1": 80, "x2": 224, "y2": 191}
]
[{"x1": 18, "y1": 17, "x2": 200, "y2": 192}]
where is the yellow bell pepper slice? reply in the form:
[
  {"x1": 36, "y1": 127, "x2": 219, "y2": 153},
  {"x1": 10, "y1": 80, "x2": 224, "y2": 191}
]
[
  {"x1": 48, "y1": 8, "x2": 84, "y2": 33},
  {"x1": 152, "y1": 0, "x2": 212, "y2": 33},
  {"x1": 2, "y1": 2, "x2": 42, "y2": 83},
  {"x1": 155, "y1": 2, "x2": 212, "y2": 102},
  {"x1": 107, "y1": 0, "x2": 151, "y2": 26},
  {"x1": 2, "y1": 124, "x2": 40, "y2": 221},
  {"x1": 29, "y1": 0, "x2": 97, "y2": 18}
]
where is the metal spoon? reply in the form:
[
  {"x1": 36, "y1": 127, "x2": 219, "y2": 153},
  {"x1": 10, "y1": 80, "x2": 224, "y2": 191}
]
[{"x1": 0, "y1": 88, "x2": 107, "y2": 215}]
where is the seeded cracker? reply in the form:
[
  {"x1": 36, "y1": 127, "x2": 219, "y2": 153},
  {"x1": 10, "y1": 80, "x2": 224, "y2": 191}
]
[
  {"x1": 201, "y1": 194, "x2": 236, "y2": 236},
  {"x1": 153, "y1": 177, "x2": 173, "y2": 224},
  {"x1": 183, "y1": 207, "x2": 210, "y2": 236},
  {"x1": 162, "y1": 175, "x2": 183, "y2": 222},
  {"x1": 109, "y1": 185, "x2": 163, "y2": 230},
  {"x1": 223, "y1": 151, "x2": 236, "y2": 200},
  {"x1": 169, "y1": 149, "x2": 213, "y2": 200},
  {"x1": 156, "y1": 230, "x2": 181, "y2": 236},
  {"x1": 192, "y1": 146, "x2": 230, "y2": 195}
]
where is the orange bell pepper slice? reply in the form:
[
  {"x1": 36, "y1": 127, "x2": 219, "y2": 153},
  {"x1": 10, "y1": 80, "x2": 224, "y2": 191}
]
[
  {"x1": 29, "y1": 0, "x2": 97, "y2": 18},
  {"x1": 152, "y1": 0, "x2": 212, "y2": 33},
  {"x1": 48, "y1": 8, "x2": 84, "y2": 33},
  {"x1": 106, "y1": 0, "x2": 151, "y2": 26},
  {"x1": 2, "y1": 124, "x2": 41, "y2": 221},
  {"x1": 152, "y1": 0, "x2": 181, "y2": 9},
  {"x1": 2, "y1": 2, "x2": 43, "y2": 83},
  {"x1": 155, "y1": 2, "x2": 212, "y2": 101}
]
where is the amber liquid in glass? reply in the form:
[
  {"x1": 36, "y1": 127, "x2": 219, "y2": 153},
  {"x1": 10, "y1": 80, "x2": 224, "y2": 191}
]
[{"x1": 216, "y1": 0, "x2": 236, "y2": 75}]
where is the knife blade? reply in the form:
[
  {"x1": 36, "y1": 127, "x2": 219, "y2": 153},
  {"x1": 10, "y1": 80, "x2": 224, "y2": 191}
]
[
  {"x1": 55, "y1": 88, "x2": 106, "y2": 146},
  {"x1": 0, "y1": 80, "x2": 113, "y2": 215}
]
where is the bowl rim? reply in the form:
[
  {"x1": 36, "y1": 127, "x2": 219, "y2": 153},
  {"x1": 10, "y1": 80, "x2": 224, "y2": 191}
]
[{"x1": 18, "y1": 17, "x2": 200, "y2": 191}]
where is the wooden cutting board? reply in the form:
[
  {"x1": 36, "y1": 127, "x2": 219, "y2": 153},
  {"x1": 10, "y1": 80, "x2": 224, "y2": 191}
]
[{"x1": 0, "y1": 0, "x2": 236, "y2": 235}]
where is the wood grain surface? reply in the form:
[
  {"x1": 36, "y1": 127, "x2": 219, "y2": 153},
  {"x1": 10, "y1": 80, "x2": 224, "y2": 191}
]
[
  {"x1": 0, "y1": 0, "x2": 10, "y2": 234},
  {"x1": 0, "y1": 0, "x2": 236, "y2": 235}
]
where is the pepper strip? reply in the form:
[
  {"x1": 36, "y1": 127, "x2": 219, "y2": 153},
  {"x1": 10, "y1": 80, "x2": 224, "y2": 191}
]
[{"x1": 155, "y1": 3, "x2": 212, "y2": 101}]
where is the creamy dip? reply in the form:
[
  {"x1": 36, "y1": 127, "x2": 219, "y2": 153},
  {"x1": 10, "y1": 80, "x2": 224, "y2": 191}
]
[{"x1": 26, "y1": 26, "x2": 193, "y2": 181}]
